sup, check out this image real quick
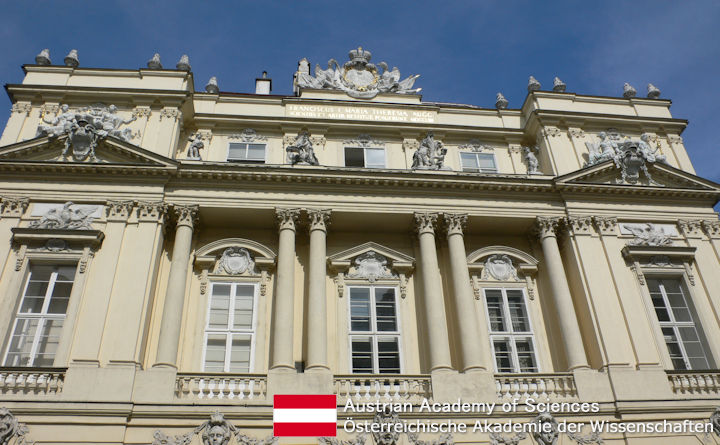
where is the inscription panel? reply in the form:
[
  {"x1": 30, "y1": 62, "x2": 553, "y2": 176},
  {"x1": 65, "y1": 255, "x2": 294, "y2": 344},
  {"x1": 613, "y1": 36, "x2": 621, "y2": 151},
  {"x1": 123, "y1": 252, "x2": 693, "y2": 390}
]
[{"x1": 286, "y1": 104, "x2": 436, "y2": 123}]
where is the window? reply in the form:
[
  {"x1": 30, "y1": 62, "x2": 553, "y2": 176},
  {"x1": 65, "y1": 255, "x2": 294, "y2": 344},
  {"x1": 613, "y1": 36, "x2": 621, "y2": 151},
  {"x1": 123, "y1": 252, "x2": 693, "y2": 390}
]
[
  {"x1": 344, "y1": 147, "x2": 385, "y2": 168},
  {"x1": 348, "y1": 286, "x2": 400, "y2": 373},
  {"x1": 228, "y1": 142, "x2": 265, "y2": 163},
  {"x1": 460, "y1": 152, "x2": 497, "y2": 173},
  {"x1": 3, "y1": 264, "x2": 77, "y2": 367},
  {"x1": 202, "y1": 282, "x2": 257, "y2": 372},
  {"x1": 648, "y1": 278, "x2": 711, "y2": 370},
  {"x1": 484, "y1": 288, "x2": 538, "y2": 372}
]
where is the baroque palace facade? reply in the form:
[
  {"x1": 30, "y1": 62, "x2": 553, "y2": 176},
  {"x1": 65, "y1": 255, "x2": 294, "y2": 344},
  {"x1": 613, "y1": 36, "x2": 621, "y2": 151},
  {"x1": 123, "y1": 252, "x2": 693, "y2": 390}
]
[{"x1": 0, "y1": 47, "x2": 719, "y2": 445}]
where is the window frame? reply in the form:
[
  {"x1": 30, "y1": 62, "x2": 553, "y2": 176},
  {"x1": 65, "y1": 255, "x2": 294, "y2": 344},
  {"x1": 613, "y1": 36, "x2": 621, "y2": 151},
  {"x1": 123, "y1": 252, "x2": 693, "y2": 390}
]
[
  {"x1": 2, "y1": 261, "x2": 80, "y2": 368},
  {"x1": 343, "y1": 146, "x2": 387, "y2": 169},
  {"x1": 482, "y1": 286, "x2": 540, "y2": 373},
  {"x1": 644, "y1": 274, "x2": 714, "y2": 371},
  {"x1": 459, "y1": 151, "x2": 498, "y2": 173},
  {"x1": 226, "y1": 142, "x2": 267, "y2": 163},
  {"x1": 201, "y1": 281, "x2": 259, "y2": 373},
  {"x1": 346, "y1": 284, "x2": 402, "y2": 374}
]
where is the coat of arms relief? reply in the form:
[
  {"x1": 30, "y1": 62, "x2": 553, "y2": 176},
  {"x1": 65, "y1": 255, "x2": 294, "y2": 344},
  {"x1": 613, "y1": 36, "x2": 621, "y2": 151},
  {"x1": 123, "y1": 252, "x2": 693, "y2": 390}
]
[{"x1": 296, "y1": 47, "x2": 421, "y2": 99}]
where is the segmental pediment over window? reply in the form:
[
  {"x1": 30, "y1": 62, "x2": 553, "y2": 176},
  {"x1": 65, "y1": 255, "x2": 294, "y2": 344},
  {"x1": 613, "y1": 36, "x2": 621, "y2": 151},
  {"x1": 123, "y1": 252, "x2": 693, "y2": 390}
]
[
  {"x1": 466, "y1": 246, "x2": 539, "y2": 299},
  {"x1": 194, "y1": 238, "x2": 276, "y2": 296},
  {"x1": 327, "y1": 241, "x2": 414, "y2": 298}
]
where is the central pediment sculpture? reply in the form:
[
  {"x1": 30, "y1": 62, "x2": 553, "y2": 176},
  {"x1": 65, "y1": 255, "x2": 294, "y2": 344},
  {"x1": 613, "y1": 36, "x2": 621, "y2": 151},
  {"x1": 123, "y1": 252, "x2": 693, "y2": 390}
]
[
  {"x1": 295, "y1": 47, "x2": 421, "y2": 99},
  {"x1": 36, "y1": 103, "x2": 137, "y2": 162},
  {"x1": 585, "y1": 130, "x2": 667, "y2": 185}
]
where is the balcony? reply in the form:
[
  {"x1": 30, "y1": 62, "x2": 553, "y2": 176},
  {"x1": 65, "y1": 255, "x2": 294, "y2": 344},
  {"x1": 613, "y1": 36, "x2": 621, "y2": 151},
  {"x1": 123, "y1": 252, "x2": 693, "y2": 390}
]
[
  {"x1": 0, "y1": 367, "x2": 65, "y2": 396},
  {"x1": 667, "y1": 370, "x2": 720, "y2": 397},
  {"x1": 495, "y1": 373, "x2": 578, "y2": 402},
  {"x1": 175, "y1": 373, "x2": 267, "y2": 402},
  {"x1": 334, "y1": 374, "x2": 432, "y2": 404}
]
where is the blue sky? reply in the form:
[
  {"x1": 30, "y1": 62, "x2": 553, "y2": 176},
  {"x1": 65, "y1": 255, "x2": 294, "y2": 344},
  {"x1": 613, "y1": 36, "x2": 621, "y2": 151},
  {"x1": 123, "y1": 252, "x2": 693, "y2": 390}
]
[{"x1": 1, "y1": 1, "x2": 718, "y2": 188}]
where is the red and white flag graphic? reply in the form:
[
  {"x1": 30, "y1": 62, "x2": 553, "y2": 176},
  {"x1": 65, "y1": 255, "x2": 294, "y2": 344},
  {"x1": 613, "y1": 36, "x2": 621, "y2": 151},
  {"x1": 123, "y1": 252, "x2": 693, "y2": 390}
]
[{"x1": 273, "y1": 394, "x2": 337, "y2": 437}]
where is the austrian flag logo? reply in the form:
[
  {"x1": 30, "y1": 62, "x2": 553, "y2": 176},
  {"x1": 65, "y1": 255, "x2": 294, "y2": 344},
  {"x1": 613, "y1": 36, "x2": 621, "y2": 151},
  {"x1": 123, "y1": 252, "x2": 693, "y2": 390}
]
[{"x1": 273, "y1": 394, "x2": 337, "y2": 437}]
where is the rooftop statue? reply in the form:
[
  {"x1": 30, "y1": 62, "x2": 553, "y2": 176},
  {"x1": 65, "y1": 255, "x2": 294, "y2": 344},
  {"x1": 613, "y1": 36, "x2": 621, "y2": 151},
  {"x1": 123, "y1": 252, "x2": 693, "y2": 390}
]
[
  {"x1": 623, "y1": 82, "x2": 637, "y2": 98},
  {"x1": 647, "y1": 83, "x2": 661, "y2": 99},
  {"x1": 205, "y1": 76, "x2": 219, "y2": 93},
  {"x1": 176, "y1": 54, "x2": 191, "y2": 71},
  {"x1": 64, "y1": 49, "x2": 79, "y2": 68},
  {"x1": 412, "y1": 132, "x2": 450, "y2": 170},
  {"x1": 527, "y1": 76, "x2": 541, "y2": 92},
  {"x1": 295, "y1": 47, "x2": 421, "y2": 99},
  {"x1": 147, "y1": 53, "x2": 163, "y2": 69},
  {"x1": 35, "y1": 48, "x2": 51, "y2": 65},
  {"x1": 495, "y1": 92, "x2": 509, "y2": 109},
  {"x1": 552, "y1": 77, "x2": 566, "y2": 92}
]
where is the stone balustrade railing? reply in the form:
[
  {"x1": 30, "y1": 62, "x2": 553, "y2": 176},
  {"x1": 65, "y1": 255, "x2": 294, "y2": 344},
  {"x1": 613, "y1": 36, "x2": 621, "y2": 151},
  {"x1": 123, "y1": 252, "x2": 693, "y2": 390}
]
[
  {"x1": 667, "y1": 371, "x2": 720, "y2": 396},
  {"x1": 334, "y1": 375, "x2": 432, "y2": 404},
  {"x1": 175, "y1": 373, "x2": 267, "y2": 401},
  {"x1": 0, "y1": 367, "x2": 65, "y2": 396},
  {"x1": 495, "y1": 373, "x2": 577, "y2": 401}
]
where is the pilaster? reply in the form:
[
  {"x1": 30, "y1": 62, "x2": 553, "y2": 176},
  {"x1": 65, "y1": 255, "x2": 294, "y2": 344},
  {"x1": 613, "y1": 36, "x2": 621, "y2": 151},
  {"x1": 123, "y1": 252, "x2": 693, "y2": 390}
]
[
  {"x1": 562, "y1": 215, "x2": 636, "y2": 369},
  {"x1": 0, "y1": 102, "x2": 31, "y2": 145},
  {"x1": 102, "y1": 201, "x2": 168, "y2": 368},
  {"x1": 70, "y1": 201, "x2": 132, "y2": 367}
]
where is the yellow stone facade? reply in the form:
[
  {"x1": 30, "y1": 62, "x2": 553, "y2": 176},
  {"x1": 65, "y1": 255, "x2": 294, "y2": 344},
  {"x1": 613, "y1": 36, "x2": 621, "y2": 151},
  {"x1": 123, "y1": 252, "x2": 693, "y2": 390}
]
[{"x1": 0, "y1": 56, "x2": 719, "y2": 445}]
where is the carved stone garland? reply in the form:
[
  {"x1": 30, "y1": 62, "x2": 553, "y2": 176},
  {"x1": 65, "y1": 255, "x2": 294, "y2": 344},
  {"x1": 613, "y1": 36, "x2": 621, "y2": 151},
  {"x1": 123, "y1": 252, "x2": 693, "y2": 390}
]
[
  {"x1": 152, "y1": 411, "x2": 277, "y2": 445},
  {"x1": 229, "y1": 129, "x2": 268, "y2": 143},
  {"x1": 343, "y1": 134, "x2": 385, "y2": 148},
  {"x1": 0, "y1": 407, "x2": 34, "y2": 445}
]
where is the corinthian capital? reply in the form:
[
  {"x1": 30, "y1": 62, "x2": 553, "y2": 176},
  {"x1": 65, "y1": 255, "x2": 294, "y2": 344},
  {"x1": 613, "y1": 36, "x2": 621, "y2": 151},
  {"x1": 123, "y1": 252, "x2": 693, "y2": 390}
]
[
  {"x1": 592, "y1": 216, "x2": 618, "y2": 236},
  {"x1": 137, "y1": 201, "x2": 169, "y2": 222},
  {"x1": 173, "y1": 204, "x2": 199, "y2": 229},
  {"x1": 414, "y1": 212, "x2": 439, "y2": 235},
  {"x1": 701, "y1": 220, "x2": 720, "y2": 238},
  {"x1": 105, "y1": 200, "x2": 135, "y2": 221},
  {"x1": 443, "y1": 213, "x2": 468, "y2": 236},
  {"x1": 307, "y1": 209, "x2": 331, "y2": 232},
  {"x1": 1, "y1": 196, "x2": 29, "y2": 217},
  {"x1": 534, "y1": 217, "x2": 561, "y2": 240},
  {"x1": 563, "y1": 216, "x2": 594, "y2": 236},
  {"x1": 276, "y1": 208, "x2": 301, "y2": 231}
]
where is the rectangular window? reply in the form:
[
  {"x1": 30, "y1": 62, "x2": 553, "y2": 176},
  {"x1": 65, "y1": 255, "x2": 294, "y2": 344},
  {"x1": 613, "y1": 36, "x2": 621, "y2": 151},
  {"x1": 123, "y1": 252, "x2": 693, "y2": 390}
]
[
  {"x1": 349, "y1": 286, "x2": 400, "y2": 373},
  {"x1": 203, "y1": 282, "x2": 256, "y2": 373},
  {"x1": 484, "y1": 288, "x2": 538, "y2": 372},
  {"x1": 228, "y1": 142, "x2": 266, "y2": 163},
  {"x1": 3, "y1": 264, "x2": 77, "y2": 367},
  {"x1": 460, "y1": 152, "x2": 497, "y2": 173},
  {"x1": 648, "y1": 278, "x2": 711, "y2": 370},
  {"x1": 344, "y1": 147, "x2": 385, "y2": 168}
]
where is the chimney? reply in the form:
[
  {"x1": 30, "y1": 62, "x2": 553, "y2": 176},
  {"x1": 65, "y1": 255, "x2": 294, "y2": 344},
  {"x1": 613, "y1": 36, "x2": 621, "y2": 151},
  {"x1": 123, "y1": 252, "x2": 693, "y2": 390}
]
[{"x1": 255, "y1": 71, "x2": 272, "y2": 95}]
